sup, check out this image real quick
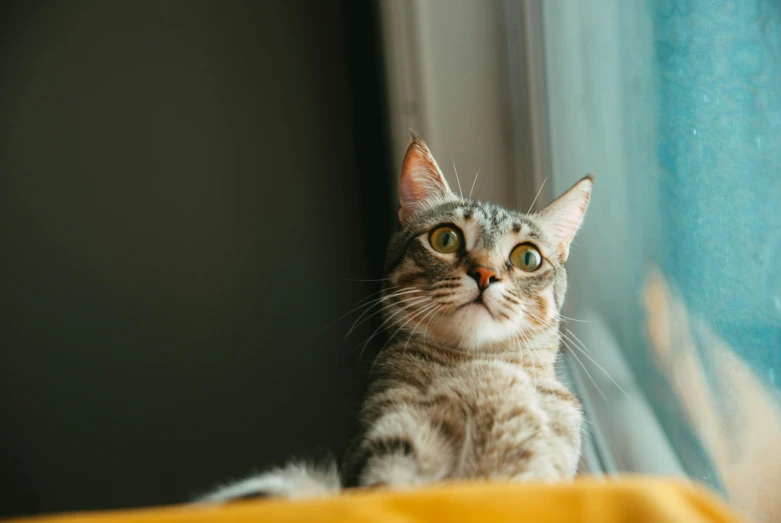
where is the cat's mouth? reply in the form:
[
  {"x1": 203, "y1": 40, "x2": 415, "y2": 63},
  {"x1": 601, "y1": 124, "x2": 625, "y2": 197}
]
[
  {"x1": 455, "y1": 293, "x2": 483, "y2": 308},
  {"x1": 456, "y1": 294, "x2": 496, "y2": 319}
]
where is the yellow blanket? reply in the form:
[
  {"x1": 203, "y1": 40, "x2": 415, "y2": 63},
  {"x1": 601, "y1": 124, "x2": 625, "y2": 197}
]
[{"x1": 6, "y1": 478, "x2": 745, "y2": 523}]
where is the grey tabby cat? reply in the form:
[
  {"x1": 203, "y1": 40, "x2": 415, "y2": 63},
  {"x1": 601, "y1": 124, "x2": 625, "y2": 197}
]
[{"x1": 201, "y1": 134, "x2": 592, "y2": 502}]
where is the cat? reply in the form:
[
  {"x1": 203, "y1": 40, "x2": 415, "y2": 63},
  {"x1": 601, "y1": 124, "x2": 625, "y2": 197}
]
[{"x1": 200, "y1": 133, "x2": 592, "y2": 501}]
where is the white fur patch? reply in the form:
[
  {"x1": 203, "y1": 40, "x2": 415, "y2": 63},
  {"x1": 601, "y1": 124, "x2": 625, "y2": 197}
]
[{"x1": 197, "y1": 461, "x2": 339, "y2": 502}]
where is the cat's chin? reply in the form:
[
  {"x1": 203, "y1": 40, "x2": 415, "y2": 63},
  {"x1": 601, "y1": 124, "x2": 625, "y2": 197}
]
[{"x1": 430, "y1": 304, "x2": 520, "y2": 350}]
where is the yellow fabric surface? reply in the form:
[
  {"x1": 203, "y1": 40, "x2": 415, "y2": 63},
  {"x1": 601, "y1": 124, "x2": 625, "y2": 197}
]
[{"x1": 6, "y1": 478, "x2": 745, "y2": 523}]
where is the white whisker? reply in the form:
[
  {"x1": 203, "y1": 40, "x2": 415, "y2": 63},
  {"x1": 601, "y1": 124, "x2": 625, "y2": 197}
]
[
  {"x1": 402, "y1": 303, "x2": 443, "y2": 358},
  {"x1": 322, "y1": 285, "x2": 401, "y2": 330},
  {"x1": 523, "y1": 309, "x2": 557, "y2": 329},
  {"x1": 422, "y1": 302, "x2": 445, "y2": 350},
  {"x1": 469, "y1": 169, "x2": 480, "y2": 200},
  {"x1": 561, "y1": 330, "x2": 628, "y2": 397},
  {"x1": 527, "y1": 177, "x2": 548, "y2": 214},
  {"x1": 559, "y1": 314, "x2": 591, "y2": 323},
  {"x1": 344, "y1": 289, "x2": 423, "y2": 339},
  {"x1": 451, "y1": 151, "x2": 464, "y2": 199},
  {"x1": 356, "y1": 296, "x2": 432, "y2": 360},
  {"x1": 562, "y1": 327, "x2": 591, "y2": 355},
  {"x1": 381, "y1": 302, "x2": 440, "y2": 354},
  {"x1": 561, "y1": 337, "x2": 606, "y2": 400}
]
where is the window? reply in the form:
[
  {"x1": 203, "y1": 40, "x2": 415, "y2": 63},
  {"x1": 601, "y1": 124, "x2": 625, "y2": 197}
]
[{"x1": 538, "y1": 1, "x2": 781, "y2": 521}]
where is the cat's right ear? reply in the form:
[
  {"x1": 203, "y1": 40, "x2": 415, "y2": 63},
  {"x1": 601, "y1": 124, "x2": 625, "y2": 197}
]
[
  {"x1": 398, "y1": 132, "x2": 453, "y2": 226},
  {"x1": 538, "y1": 174, "x2": 593, "y2": 262}
]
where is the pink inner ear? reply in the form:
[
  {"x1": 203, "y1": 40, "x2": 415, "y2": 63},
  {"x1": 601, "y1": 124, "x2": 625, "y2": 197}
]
[
  {"x1": 399, "y1": 158, "x2": 441, "y2": 205},
  {"x1": 398, "y1": 138, "x2": 451, "y2": 223},
  {"x1": 539, "y1": 176, "x2": 593, "y2": 260}
]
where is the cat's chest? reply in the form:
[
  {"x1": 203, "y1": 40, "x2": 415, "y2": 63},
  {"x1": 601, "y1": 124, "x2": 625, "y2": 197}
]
[{"x1": 431, "y1": 360, "x2": 549, "y2": 414}]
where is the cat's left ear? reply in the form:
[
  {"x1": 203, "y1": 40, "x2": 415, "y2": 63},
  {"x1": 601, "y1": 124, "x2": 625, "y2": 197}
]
[
  {"x1": 398, "y1": 132, "x2": 453, "y2": 226},
  {"x1": 538, "y1": 174, "x2": 594, "y2": 261}
]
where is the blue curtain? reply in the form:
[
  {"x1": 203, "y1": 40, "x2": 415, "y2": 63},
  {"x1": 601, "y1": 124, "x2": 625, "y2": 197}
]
[
  {"x1": 654, "y1": 0, "x2": 781, "y2": 385},
  {"x1": 618, "y1": 0, "x2": 781, "y2": 504},
  {"x1": 541, "y1": 0, "x2": 781, "y2": 516}
]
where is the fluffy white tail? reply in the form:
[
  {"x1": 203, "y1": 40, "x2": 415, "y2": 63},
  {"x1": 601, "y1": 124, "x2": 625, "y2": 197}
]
[{"x1": 198, "y1": 461, "x2": 341, "y2": 503}]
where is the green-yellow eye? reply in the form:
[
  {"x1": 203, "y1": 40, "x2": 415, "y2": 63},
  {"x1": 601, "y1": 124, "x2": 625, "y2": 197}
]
[
  {"x1": 429, "y1": 226, "x2": 462, "y2": 254},
  {"x1": 510, "y1": 243, "x2": 542, "y2": 272}
]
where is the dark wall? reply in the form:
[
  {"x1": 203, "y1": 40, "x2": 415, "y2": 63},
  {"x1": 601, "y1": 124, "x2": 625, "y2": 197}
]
[{"x1": 0, "y1": 1, "x2": 393, "y2": 515}]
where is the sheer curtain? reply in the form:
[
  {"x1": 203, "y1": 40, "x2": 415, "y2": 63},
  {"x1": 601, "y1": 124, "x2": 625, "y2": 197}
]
[{"x1": 537, "y1": 1, "x2": 781, "y2": 521}]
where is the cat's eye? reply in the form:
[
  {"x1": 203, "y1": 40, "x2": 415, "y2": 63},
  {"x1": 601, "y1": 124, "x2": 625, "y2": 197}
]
[
  {"x1": 429, "y1": 225, "x2": 462, "y2": 254},
  {"x1": 510, "y1": 243, "x2": 542, "y2": 272}
]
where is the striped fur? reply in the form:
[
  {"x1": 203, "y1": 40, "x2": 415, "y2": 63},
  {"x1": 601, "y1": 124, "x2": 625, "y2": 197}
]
[{"x1": 201, "y1": 134, "x2": 591, "y2": 501}]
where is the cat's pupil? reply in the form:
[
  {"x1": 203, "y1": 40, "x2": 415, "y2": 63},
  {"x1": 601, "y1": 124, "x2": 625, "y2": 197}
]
[
  {"x1": 443, "y1": 232, "x2": 454, "y2": 246},
  {"x1": 524, "y1": 251, "x2": 532, "y2": 265}
]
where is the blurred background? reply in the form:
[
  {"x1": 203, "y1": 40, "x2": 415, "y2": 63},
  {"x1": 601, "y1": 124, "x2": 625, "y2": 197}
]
[
  {"x1": 1, "y1": 1, "x2": 779, "y2": 522},
  {"x1": 0, "y1": 0, "x2": 394, "y2": 514}
]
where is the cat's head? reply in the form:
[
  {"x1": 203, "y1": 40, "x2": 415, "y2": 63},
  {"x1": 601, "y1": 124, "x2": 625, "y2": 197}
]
[{"x1": 383, "y1": 134, "x2": 592, "y2": 349}]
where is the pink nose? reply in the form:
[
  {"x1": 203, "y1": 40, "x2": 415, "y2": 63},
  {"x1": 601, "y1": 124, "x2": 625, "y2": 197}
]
[{"x1": 467, "y1": 265, "x2": 501, "y2": 290}]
